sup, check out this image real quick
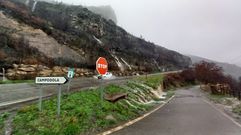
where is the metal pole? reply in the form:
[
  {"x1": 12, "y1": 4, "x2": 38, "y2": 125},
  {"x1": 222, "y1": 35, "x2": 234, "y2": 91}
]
[
  {"x1": 2, "y1": 68, "x2": 5, "y2": 81},
  {"x1": 67, "y1": 78, "x2": 71, "y2": 93},
  {"x1": 100, "y1": 76, "x2": 104, "y2": 102},
  {"x1": 57, "y1": 85, "x2": 62, "y2": 116},
  {"x1": 39, "y1": 85, "x2": 43, "y2": 111}
]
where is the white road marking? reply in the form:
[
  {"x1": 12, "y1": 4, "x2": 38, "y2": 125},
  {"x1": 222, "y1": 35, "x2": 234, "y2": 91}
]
[
  {"x1": 203, "y1": 99, "x2": 241, "y2": 128},
  {"x1": 98, "y1": 95, "x2": 175, "y2": 135}
]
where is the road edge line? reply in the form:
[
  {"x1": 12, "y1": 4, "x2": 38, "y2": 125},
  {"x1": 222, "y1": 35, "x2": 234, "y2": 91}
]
[
  {"x1": 203, "y1": 99, "x2": 241, "y2": 128},
  {"x1": 0, "y1": 94, "x2": 53, "y2": 110},
  {"x1": 98, "y1": 95, "x2": 175, "y2": 135}
]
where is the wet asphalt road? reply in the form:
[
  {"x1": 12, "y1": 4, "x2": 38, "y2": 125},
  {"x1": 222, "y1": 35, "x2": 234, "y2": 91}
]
[{"x1": 112, "y1": 86, "x2": 241, "y2": 135}]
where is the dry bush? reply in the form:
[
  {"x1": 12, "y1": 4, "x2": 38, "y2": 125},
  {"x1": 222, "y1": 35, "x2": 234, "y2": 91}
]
[
  {"x1": 163, "y1": 73, "x2": 185, "y2": 89},
  {"x1": 194, "y1": 61, "x2": 225, "y2": 84},
  {"x1": 180, "y1": 68, "x2": 196, "y2": 84}
]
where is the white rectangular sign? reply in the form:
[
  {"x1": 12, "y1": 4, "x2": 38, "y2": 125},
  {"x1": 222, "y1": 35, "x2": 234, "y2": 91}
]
[{"x1": 35, "y1": 77, "x2": 68, "y2": 85}]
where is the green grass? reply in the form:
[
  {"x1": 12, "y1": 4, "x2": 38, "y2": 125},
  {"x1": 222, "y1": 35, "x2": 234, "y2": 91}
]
[
  {"x1": 233, "y1": 104, "x2": 241, "y2": 116},
  {"x1": 208, "y1": 94, "x2": 229, "y2": 104},
  {"x1": 0, "y1": 112, "x2": 9, "y2": 134},
  {"x1": 9, "y1": 74, "x2": 169, "y2": 135},
  {"x1": 11, "y1": 85, "x2": 153, "y2": 135},
  {"x1": 208, "y1": 94, "x2": 236, "y2": 106},
  {"x1": 135, "y1": 74, "x2": 163, "y2": 89},
  {"x1": 166, "y1": 91, "x2": 175, "y2": 98},
  {"x1": 207, "y1": 94, "x2": 241, "y2": 116},
  {"x1": 0, "y1": 80, "x2": 34, "y2": 84}
]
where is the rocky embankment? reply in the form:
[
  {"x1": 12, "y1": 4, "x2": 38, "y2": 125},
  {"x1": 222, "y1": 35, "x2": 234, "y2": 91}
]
[
  {"x1": 6, "y1": 64, "x2": 145, "y2": 80},
  {"x1": 6, "y1": 64, "x2": 94, "y2": 80}
]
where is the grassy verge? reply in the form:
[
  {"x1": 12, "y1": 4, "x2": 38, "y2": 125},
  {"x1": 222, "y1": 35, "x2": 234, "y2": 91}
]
[
  {"x1": 233, "y1": 104, "x2": 241, "y2": 116},
  {"x1": 0, "y1": 80, "x2": 34, "y2": 84},
  {"x1": 11, "y1": 75, "x2": 167, "y2": 135},
  {"x1": 135, "y1": 74, "x2": 163, "y2": 89},
  {"x1": 0, "y1": 112, "x2": 9, "y2": 134},
  {"x1": 207, "y1": 94, "x2": 241, "y2": 116},
  {"x1": 208, "y1": 94, "x2": 231, "y2": 105}
]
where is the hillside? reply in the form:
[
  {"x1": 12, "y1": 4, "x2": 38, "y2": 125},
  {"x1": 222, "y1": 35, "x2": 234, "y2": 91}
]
[
  {"x1": 0, "y1": 0, "x2": 191, "y2": 79},
  {"x1": 87, "y1": 5, "x2": 117, "y2": 24},
  {"x1": 189, "y1": 55, "x2": 241, "y2": 80}
]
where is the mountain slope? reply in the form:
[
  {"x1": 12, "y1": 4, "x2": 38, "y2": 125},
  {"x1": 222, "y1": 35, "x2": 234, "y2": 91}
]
[
  {"x1": 87, "y1": 5, "x2": 117, "y2": 24},
  {"x1": 0, "y1": 0, "x2": 191, "y2": 77},
  {"x1": 189, "y1": 55, "x2": 241, "y2": 79}
]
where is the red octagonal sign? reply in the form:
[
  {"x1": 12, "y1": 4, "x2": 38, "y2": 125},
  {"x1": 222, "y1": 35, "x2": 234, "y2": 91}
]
[{"x1": 96, "y1": 57, "x2": 108, "y2": 75}]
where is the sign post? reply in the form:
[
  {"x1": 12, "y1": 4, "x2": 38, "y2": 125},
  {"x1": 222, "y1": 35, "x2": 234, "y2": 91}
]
[
  {"x1": 57, "y1": 85, "x2": 62, "y2": 116},
  {"x1": 39, "y1": 85, "x2": 43, "y2": 111},
  {"x1": 2, "y1": 68, "x2": 5, "y2": 82},
  {"x1": 67, "y1": 68, "x2": 75, "y2": 93},
  {"x1": 35, "y1": 77, "x2": 68, "y2": 116},
  {"x1": 96, "y1": 57, "x2": 108, "y2": 101}
]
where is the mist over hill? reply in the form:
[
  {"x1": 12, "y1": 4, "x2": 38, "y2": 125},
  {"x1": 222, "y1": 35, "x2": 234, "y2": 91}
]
[
  {"x1": 189, "y1": 55, "x2": 241, "y2": 80},
  {"x1": 87, "y1": 5, "x2": 117, "y2": 24}
]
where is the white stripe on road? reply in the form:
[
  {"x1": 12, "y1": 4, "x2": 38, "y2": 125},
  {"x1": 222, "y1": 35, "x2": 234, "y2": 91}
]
[
  {"x1": 98, "y1": 95, "x2": 175, "y2": 135},
  {"x1": 203, "y1": 99, "x2": 241, "y2": 128}
]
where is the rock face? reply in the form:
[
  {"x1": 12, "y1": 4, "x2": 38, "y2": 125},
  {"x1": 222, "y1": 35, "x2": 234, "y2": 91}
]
[
  {"x1": 0, "y1": 0, "x2": 191, "y2": 78},
  {"x1": 0, "y1": 11, "x2": 84, "y2": 62}
]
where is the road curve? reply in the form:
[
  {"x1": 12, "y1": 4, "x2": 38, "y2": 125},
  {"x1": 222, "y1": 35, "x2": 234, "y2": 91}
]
[{"x1": 112, "y1": 86, "x2": 241, "y2": 135}]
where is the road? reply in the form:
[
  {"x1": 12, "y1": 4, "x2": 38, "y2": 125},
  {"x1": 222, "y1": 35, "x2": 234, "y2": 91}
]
[{"x1": 112, "y1": 86, "x2": 241, "y2": 135}]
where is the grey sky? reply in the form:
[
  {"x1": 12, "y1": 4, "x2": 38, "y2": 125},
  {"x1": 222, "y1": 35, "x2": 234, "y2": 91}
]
[{"x1": 58, "y1": 0, "x2": 241, "y2": 66}]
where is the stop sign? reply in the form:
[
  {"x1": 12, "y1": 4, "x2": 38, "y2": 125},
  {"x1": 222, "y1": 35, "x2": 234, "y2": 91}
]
[{"x1": 96, "y1": 57, "x2": 108, "y2": 75}]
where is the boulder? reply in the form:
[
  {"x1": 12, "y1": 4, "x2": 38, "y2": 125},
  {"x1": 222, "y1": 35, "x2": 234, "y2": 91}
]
[
  {"x1": 16, "y1": 71, "x2": 27, "y2": 75},
  {"x1": 53, "y1": 66, "x2": 63, "y2": 73},
  {"x1": 75, "y1": 73, "x2": 79, "y2": 77},
  {"x1": 7, "y1": 69, "x2": 15, "y2": 73},
  {"x1": 52, "y1": 72, "x2": 64, "y2": 76},
  {"x1": 39, "y1": 70, "x2": 52, "y2": 76},
  {"x1": 19, "y1": 64, "x2": 28, "y2": 68},
  {"x1": 62, "y1": 67, "x2": 68, "y2": 73},
  {"x1": 6, "y1": 72, "x2": 15, "y2": 79},
  {"x1": 13, "y1": 64, "x2": 18, "y2": 69},
  {"x1": 105, "y1": 114, "x2": 116, "y2": 121},
  {"x1": 18, "y1": 67, "x2": 36, "y2": 72},
  {"x1": 76, "y1": 68, "x2": 88, "y2": 74},
  {"x1": 76, "y1": 68, "x2": 82, "y2": 73},
  {"x1": 29, "y1": 65, "x2": 38, "y2": 68},
  {"x1": 84, "y1": 72, "x2": 90, "y2": 76},
  {"x1": 37, "y1": 65, "x2": 50, "y2": 70}
]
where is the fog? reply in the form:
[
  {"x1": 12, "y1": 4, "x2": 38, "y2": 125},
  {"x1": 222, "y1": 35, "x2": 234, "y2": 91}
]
[{"x1": 58, "y1": 0, "x2": 241, "y2": 66}]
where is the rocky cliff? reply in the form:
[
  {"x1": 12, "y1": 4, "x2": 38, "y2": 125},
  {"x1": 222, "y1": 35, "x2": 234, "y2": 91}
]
[{"x1": 0, "y1": 0, "x2": 191, "y2": 79}]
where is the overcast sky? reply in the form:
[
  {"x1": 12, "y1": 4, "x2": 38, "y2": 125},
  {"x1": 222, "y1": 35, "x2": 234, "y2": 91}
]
[{"x1": 58, "y1": 0, "x2": 241, "y2": 66}]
